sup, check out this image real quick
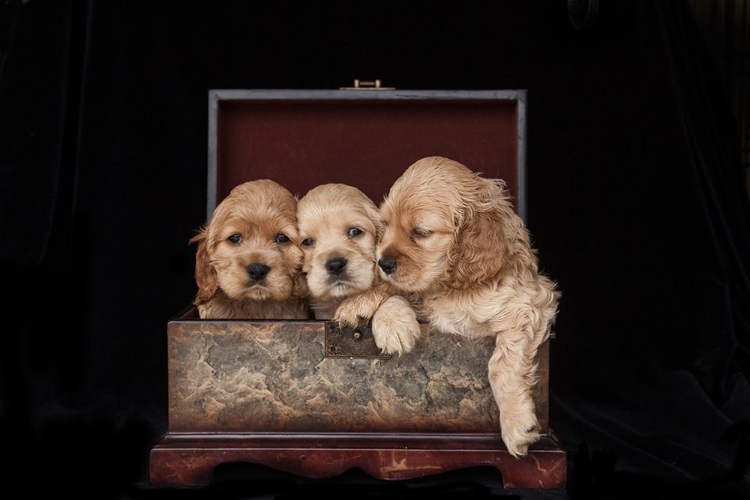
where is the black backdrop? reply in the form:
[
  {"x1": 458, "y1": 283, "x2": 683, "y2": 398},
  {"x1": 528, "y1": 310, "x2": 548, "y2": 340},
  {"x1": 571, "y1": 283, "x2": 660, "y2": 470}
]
[{"x1": 2, "y1": 1, "x2": 749, "y2": 499}]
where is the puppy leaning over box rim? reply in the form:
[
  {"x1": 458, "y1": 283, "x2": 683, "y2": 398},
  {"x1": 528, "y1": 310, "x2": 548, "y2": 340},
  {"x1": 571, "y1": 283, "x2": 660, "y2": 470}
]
[
  {"x1": 375, "y1": 156, "x2": 561, "y2": 458},
  {"x1": 296, "y1": 182, "x2": 421, "y2": 356}
]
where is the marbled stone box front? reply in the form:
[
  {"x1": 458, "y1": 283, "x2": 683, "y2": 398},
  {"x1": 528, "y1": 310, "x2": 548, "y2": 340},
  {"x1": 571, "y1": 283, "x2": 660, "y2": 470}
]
[{"x1": 167, "y1": 308, "x2": 549, "y2": 434}]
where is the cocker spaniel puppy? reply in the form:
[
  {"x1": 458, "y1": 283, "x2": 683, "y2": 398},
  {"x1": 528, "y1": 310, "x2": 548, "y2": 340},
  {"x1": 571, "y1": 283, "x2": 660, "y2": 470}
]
[
  {"x1": 376, "y1": 156, "x2": 560, "y2": 457},
  {"x1": 297, "y1": 183, "x2": 420, "y2": 355},
  {"x1": 190, "y1": 179, "x2": 310, "y2": 320}
]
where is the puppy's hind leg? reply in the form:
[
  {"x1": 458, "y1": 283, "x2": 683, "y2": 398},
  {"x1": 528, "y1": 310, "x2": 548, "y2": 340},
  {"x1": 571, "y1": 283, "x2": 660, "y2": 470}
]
[{"x1": 371, "y1": 295, "x2": 421, "y2": 357}]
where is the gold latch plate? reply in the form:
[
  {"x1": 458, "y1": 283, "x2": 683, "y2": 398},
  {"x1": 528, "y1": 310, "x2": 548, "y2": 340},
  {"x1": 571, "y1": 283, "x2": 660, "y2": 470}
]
[{"x1": 324, "y1": 321, "x2": 391, "y2": 359}]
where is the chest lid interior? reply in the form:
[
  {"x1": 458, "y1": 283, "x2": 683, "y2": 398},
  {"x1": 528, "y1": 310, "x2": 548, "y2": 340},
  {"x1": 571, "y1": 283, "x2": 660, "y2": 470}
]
[{"x1": 207, "y1": 89, "x2": 527, "y2": 220}]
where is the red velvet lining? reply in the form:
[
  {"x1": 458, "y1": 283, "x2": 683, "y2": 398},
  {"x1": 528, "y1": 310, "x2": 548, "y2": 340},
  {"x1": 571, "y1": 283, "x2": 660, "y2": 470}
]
[{"x1": 217, "y1": 98, "x2": 519, "y2": 206}]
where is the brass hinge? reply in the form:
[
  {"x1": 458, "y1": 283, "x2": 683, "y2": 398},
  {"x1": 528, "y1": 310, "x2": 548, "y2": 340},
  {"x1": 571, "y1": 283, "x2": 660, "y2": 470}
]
[{"x1": 340, "y1": 79, "x2": 395, "y2": 90}]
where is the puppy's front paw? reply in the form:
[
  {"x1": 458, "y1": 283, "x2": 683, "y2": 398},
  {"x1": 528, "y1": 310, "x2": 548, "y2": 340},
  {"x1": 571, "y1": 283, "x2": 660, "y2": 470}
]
[
  {"x1": 334, "y1": 292, "x2": 383, "y2": 327},
  {"x1": 501, "y1": 410, "x2": 541, "y2": 458},
  {"x1": 371, "y1": 296, "x2": 421, "y2": 357}
]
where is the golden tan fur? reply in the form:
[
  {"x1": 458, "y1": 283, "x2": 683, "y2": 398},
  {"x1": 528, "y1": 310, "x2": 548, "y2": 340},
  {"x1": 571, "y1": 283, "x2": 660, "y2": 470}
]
[
  {"x1": 297, "y1": 183, "x2": 420, "y2": 355},
  {"x1": 376, "y1": 156, "x2": 561, "y2": 457},
  {"x1": 190, "y1": 179, "x2": 310, "y2": 319}
]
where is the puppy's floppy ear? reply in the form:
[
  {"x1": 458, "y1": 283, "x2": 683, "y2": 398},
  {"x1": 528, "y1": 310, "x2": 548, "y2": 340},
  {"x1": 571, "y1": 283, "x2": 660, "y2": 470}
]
[
  {"x1": 288, "y1": 238, "x2": 309, "y2": 299},
  {"x1": 189, "y1": 228, "x2": 219, "y2": 305},
  {"x1": 446, "y1": 178, "x2": 507, "y2": 289},
  {"x1": 363, "y1": 199, "x2": 385, "y2": 241},
  {"x1": 292, "y1": 271, "x2": 310, "y2": 299}
]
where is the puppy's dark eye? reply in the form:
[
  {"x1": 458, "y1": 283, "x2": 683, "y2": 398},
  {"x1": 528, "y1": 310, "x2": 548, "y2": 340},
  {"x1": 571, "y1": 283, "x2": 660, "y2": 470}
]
[
  {"x1": 276, "y1": 233, "x2": 290, "y2": 244},
  {"x1": 301, "y1": 238, "x2": 315, "y2": 247},
  {"x1": 348, "y1": 227, "x2": 363, "y2": 238},
  {"x1": 412, "y1": 228, "x2": 431, "y2": 239},
  {"x1": 228, "y1": 234, "x2": 242, "y2": 244}
]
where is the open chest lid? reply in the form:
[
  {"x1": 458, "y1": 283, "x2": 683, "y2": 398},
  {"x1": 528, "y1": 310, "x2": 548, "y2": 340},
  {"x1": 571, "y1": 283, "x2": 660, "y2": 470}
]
[{"x1": 207, "y1": 87, "x2": 527, "y2": 221}]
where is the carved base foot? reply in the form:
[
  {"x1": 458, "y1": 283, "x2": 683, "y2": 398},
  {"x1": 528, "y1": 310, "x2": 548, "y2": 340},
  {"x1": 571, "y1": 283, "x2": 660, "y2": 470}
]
[{"x1": 149, "y1": 431, "x2": 566, "y2": 489}]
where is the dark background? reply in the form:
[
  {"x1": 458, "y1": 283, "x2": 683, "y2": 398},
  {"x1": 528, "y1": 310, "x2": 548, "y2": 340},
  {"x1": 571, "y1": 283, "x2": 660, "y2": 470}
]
[{"x1": 2, "y1": 1, "x2": 749, "y2": 499}]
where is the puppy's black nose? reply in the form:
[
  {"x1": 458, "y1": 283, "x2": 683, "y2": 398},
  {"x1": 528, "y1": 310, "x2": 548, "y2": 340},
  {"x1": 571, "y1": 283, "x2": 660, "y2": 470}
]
[
  {"x1": 378, "y1": 257, "x2": 397, "y2": 275},
  {"x1": 247, "y1": 263, "x2": 270, "y2": 282},
  {"x1": 325, "y1": 257, "x2": 347, "y2": 276}
]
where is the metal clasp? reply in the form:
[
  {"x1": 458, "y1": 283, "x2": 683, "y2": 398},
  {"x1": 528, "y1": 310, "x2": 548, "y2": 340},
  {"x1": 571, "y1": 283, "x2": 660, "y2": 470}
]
[
  {"x1": 340, "y1": 79, "x2": 395, "y2": 90},
  {"x1": 324, "y1": 321, "x2": 391, "y2": 359}
]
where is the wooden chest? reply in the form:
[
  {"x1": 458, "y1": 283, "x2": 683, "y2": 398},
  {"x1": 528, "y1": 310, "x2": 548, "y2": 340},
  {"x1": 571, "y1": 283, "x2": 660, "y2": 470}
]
[{"x1": 149, "y1": 86, "x2": 566, "y2": 489}]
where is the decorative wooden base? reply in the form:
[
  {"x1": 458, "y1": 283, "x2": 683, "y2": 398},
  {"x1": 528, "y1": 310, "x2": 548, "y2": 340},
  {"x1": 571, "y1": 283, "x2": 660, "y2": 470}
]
[{"x1": 149, "y1": 431, "x2": 566, "y2": 489}]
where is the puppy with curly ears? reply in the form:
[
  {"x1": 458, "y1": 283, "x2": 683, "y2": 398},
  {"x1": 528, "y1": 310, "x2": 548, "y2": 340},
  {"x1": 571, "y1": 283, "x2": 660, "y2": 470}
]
[
  {"x1": 376, "y1": 156, "x2": 561, "y2": 458},
  {"x1": 190, "y1": 179, "x2": 311, "y2": 320},
  {"x1": 297, "y1": 183, "x2": 421, "y2": 356}
]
